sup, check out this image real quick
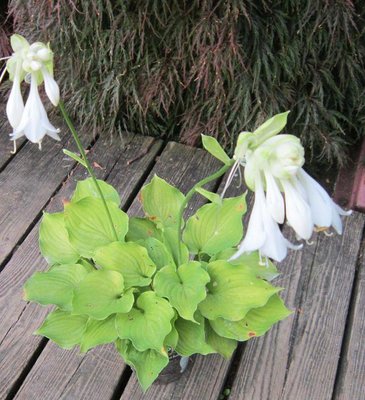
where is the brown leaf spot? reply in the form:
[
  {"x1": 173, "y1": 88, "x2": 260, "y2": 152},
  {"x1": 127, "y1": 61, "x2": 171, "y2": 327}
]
[{"x1": 248, "y1": 331, "x2": 256, "y2": 338}]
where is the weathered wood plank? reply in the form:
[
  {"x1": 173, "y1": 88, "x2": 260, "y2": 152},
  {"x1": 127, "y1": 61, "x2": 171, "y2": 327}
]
[
  {"x1": 280, "y1": 212, "x2": 364, "y2": 400},
  {"x1": 229, "y1": 228, "x2": 316, "y2": 400},
  {"x1": 0, "y1": 119, "x2": 92, "y2": 267},
  {"x1": 332, "y1": 239, "x2": 365, "y2": 400},
  {"x1": 230, "y1": 212, "x2": 364, "y2": 400},
  {"x1": 120, "y1": 164, "x2": 249, "y2": 400},
  {"x1": 0, "y1": 136, "x2": 163, "y2": 399}
]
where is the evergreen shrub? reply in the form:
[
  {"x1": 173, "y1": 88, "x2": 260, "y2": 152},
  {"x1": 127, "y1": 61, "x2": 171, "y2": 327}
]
[{"x1": 7, "y1": 0, "x2": 365, "y2": 164}]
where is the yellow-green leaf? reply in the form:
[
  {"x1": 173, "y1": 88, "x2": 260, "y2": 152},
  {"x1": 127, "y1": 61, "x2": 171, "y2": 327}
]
[
  {"x1": 115, "y1": 291, "x2": 174, "y2": 352},
  {"x1": 35, "y1": 309, "x2": 88, "y2": 349},
  {"x1": 116, "y1": 339, "x2": 169, "y2": 392},
  {"x1": 141, "y1": 175, "x2": 185, "y2": 229},
  {"x1": 94, "y1": 242, "x2": 156, "y2": 288},
  {"x1": 153, "y1": 261, "x2": 210, "y2": 322},
  {"x1": 72, "y1": 270, "x2": 134, "y2": 319},
  {"x1": 198, "y1": 260, "x2": 280, "y2": 321},
  {"x1": 24, "y1": 263, "x2": 89, "y2": 311},
  {"x1": 80, "y1": 315, "x2": 118, "y2": 353},
  {"x1": 209, "y1": 294, "x2": 291, "y2": 340},
  {"x1": 71, "y1": 177, "x2": 121, "y2": 206},
  {"x1": 39, "y1": 212, "x2": 79, "y2": 265},
  {"x1": 64, "y1": 197, "x2": 128, "y2": 258},
  {"x1": 183, "y1": 195, "x2": 246, "y2": 256},
  {"x1": 201, "y1": 135, "x2": 232, "y2": 165}
]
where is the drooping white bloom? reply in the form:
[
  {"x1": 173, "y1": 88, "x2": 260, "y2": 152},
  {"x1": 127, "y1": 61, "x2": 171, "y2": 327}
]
[
  {"x1": 6, "y1": 61, "x2": 24, "y2": 129},
  {"x1": 228, "y1": 112, "x2": 351, "y2": 262},
  {"x1": 11, "y1": 73, "x2": 60, "y2": 145},
  {"x1": 297, "y1": 169, "x2": 352, "y2": 234},
  {"x1": 230, "y1": 174, "x2": 302, "y2": 262},
  {"x1": 4, "y1": 34, "x2": 60, "y2": 150}
]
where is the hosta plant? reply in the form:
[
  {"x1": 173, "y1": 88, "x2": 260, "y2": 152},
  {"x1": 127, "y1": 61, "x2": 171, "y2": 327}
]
[
  {"x1": 3, "y1": 34, "x2": 351, "y2": 392},
  {"x1": 23, "y1": 172, "x2": 290, "y2": 391}
]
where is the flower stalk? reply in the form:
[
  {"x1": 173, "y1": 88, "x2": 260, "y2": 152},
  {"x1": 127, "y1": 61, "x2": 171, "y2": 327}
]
[{"x1": 58, "y1": 99, "x2": 119, "y2": 242}]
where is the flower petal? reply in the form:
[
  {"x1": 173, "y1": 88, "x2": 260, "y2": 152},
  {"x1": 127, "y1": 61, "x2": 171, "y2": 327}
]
[
  {"x1": 6, "y1": 68, "x2": 24, "y2": 129},
  {"x1": 282, "y1": 178, "x2": 313, "y2": 240},
  {"x1": 42, "y1": 68, "x2": 60, "y2": 106},
  {"x1": 264, "y1": 170, "x2": 284, "y2": 223},
  {"x1": 297, "y1": 169, "x2": 332, "y2": 228},
  {"x1": 230, "y1": 177, "x2": 266, "y2": 259}
]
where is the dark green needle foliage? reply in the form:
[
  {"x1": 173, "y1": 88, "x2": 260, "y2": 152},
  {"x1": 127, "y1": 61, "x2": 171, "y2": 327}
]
[{"x1": 7, "y1": 0, "x2": 365, "y2": 164}]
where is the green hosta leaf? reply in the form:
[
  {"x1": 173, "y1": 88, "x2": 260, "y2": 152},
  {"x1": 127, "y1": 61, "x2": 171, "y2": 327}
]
[
  {"x1": 80, "y1": 315, "x2": 118, "y2": 353},
  {"x1": 72, "y1": 270, "x2": 134, "y2": 319},
  {"x1": 140, "y1": 175, "x2": 185, "y2": 229},
  {"x1": 213, "y1": 249, "x2": 279, "y2": 281},
  {"x1": 63, "y1": 149, "x2": 87, "y2": 168},
  {"x1": 126, "y1": 217, "x2": 162, "y2": 242},
  {"x1": 139, "y1": 237, "x2": 175, "y2": 270},
  {"x1": 94, "y1": 242, "x2": 156, "y2": 288},
  {"x1": 201, "y1": 135, "x2": 232, "y2": 166},
  {"x1": 195, "y1": 187, "x2": 222, "y2": 205},
  {"x1": 24, "y1": 263, "x2": 89, "y2": 311},
  {"x1": 164, "y1": 314, "x2": 179, "y2": 349},
  {"x1": 183, "y1": 195, "x2": 247, "y2": 256},
  {"x1": 64, "y1": 197, "x2": 128, "y2": 258},
  {"x1": 35, "y1": 309, "x2": 88, "y2": 349},
  {"x1": 115, "y1": 291, "x2": 174, "y2": 352},
  {"x1": 205, "y1": 322, "x2": 237, "y2": 358},
  {"x1": 39, "y1": 212, "x2": 79, "y2": 265},
  {"x1": 153, "y1": 262, "x2": 210, "y2": 322},
  {"x1": 209, "y1": 294, "x2": 291, "y2": 340},
  {"x1": 175, "y1": 312, "x2": 214, "y2": 356},
  {"x1": 253, "y1": 111, "x2": 290, "y2": 144},
  {"x1": 163, "y1": 227, "x2": 189, "y2": 266},
  {"x1": 198, "y1": 260, "x2": 280, "y2": 321},
  {"x1": 116, "y1": 339, "x2": 169, "y2": 392},
  {"x1": 72, "y1": 178, "x2": 121, "y2": 206}
]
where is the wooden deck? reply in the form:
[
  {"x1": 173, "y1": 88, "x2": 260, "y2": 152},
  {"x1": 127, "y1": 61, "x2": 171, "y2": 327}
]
[{"x1": 0, "y1": 115, "x2": 364, "y2": 400}]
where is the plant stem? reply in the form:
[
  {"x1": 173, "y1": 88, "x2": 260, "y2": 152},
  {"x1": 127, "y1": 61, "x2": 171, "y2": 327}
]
[
  {"x1": 176, "y1": 162, "x2": 232, "y2": 265},
  {"x1": 58, "y1": 99, "x2": 119, "y2": 241}
]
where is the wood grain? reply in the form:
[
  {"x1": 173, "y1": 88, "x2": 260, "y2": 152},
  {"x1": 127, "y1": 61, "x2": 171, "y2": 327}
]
[
  {"x1": 230, "y1": 213, "x2": 364, "y2": 400},
  {"x1": 280, "y1": 212, "x2": 364, "y2": 400},
  {"x1": 228, "y1": 226, "x2": 316, "y2": 400},
  {"x1": 332, "y1": 238, "x2": 365, "y2": 400},
  {"x1": 0, "y1": 136, "x2": 163, "y2": 399}
]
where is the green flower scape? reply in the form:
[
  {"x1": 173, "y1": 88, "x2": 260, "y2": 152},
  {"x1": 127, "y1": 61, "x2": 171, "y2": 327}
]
[{"x1": 24, "y1": 136, "x2": 291, "y2": 391}]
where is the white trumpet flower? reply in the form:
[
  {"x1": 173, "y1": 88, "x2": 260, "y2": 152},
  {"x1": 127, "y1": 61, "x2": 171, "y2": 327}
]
[
  {"x1": 228, "y1": 112, "x2": 351, "y2": 262},
  {"x1": 11, "y1": 73, "x2": 60, "y2": 147},
  {"x1": 230, "y1": 174, "x2": 302, "y2": 262},
  {"x1": 4, "y1": 34, "x2": 60, "y2": 151},
  {"x1": 6, "y1": 61, "x2": 24, "y2": 130},
  {"x1": 297, "y1": 169, "x2": 352, "y2": 234}
]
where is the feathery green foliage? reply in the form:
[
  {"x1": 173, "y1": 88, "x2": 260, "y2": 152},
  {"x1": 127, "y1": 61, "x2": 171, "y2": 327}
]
[{"x1": 8, "y1": 0, "x2": 365, "y2": 164}]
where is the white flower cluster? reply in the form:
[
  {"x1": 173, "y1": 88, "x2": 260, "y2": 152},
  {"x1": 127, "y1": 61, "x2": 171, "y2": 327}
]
[
  {"x1": 225, "y1": 112, "x2": 351, "y2": 262},
  {"x1": 4, "y1": 34, "x2": 60, "y2": 151}
]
